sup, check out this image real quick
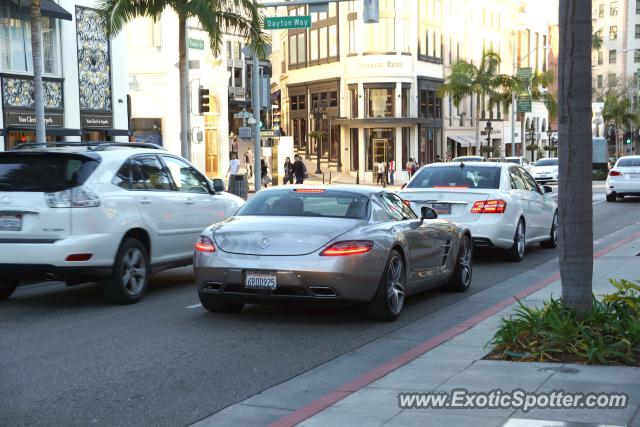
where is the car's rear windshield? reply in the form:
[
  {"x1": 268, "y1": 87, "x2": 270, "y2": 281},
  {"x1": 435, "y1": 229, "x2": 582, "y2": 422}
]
[
  {"x1": 505, "y1": 158, "x2": 521, "y2": 164},
  {"x1": 535, "y1": 159, "x2": 558, "y2": 166},
  {"x1": 236, "y1": 190, "x2": 370, "y2": 219},
  {"x1": 617, "y1": 158, "x2": 640, "y2": 167},
  {"x1": 407, "y1": 165, "x2": 502, "y2": 189},
  {"x1": 0, "y1": 153, "x2": 99, "y2": 192},
  {"x1": 453, "y1": 157, "x2": 484, "y2": 162}
]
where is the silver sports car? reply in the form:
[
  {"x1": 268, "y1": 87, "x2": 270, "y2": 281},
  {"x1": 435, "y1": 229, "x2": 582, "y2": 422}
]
[{"x1": 193, "y1": 185, "x2": 472, "y2": 321}]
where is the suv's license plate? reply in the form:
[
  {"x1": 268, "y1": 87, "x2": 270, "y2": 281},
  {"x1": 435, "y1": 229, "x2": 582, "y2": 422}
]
[
  {"x1": 0, "y1": 214, "x2": 22, "y2": 231},
  {"x1": 245, "y1": 272, "x2": 277, "y2": 289}
]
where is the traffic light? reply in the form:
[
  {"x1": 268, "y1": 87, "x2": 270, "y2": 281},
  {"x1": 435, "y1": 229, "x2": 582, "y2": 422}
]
[
  {"x1": 198, "y1": 87, "x2": 210, "y2": 115},
  {"x1": 627, "y1": 137, "x2": 632, "y2": 145},
  {"x1": 363, "y1": 0, "x2": 379, "y2": 23}
]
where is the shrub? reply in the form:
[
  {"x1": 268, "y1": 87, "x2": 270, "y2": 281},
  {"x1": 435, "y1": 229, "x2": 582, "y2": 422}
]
[{"x1": 592, "y1": 170, "x2": 608, "y2": 180}]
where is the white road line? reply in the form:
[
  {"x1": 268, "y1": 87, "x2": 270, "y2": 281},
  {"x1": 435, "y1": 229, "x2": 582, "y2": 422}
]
[{"x1": 186, "y1": 303, "x2": 202, "y2": 309}]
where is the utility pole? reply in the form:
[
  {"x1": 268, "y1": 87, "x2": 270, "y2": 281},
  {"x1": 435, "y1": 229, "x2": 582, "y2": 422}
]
[
  {"x1": 511, "y1": 32, "x2": 516, "y2": 158},
  {"x1": 251, "y1": 45, "x2": 262, "y2": 191}
]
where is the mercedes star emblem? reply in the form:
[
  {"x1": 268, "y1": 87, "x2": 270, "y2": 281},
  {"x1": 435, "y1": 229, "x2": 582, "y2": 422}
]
[{"x1": 259, "y1": 238, "x2": 270, "y2": 249}]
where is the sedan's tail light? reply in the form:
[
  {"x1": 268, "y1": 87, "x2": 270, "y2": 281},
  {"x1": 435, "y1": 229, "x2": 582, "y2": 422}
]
[
  {"x1": 471, "y1": 199, "x2": 507, "y2": 214},
  {"x1": 609, "y1": 170, "x2": 623, "y2": 177},
  {"x1": 195, "y1": 236, "x2": 216, "y2": 253},
  {"x1": 320, "y1": 240, "x2": 373, "y2": 256},
  {"x1": 45, "y1": 185, "x2": 101, "y2": 208}
]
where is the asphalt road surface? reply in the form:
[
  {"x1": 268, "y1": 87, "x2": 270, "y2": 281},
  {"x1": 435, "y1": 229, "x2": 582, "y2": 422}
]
[{"x1": 1, "y1": 182, "x2": 638, "y2": 426}]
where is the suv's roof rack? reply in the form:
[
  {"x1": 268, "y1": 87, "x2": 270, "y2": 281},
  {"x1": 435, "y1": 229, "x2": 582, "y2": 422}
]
[{"x1": 10, "y1": 141, "x2": 163, "y2": 151}]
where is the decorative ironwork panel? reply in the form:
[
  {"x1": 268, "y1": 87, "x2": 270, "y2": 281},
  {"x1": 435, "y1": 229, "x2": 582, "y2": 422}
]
[{"x1": 1, "y1": 77, "x2": 63, "y2": 109}]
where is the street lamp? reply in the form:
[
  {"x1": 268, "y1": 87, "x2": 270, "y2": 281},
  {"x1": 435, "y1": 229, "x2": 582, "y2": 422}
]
[
  {"x1": 484, "y1": 120, "x2": 493, "y2": 157},
  {"x1": 546, "y1": 126, "x2": 554, "y2": 158},
  {"x1": 311, "y1": 107, "x2": 326, "y2": 174}
]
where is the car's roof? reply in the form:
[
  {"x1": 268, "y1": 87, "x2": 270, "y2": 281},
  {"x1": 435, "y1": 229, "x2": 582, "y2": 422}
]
[
  {"x1": 422, "y1": 161, "x2": 512, "y2": 168},
  {"x1": 5, "y1": 142, "x2": 167, "y2": 159},
  {"x1": 618, "y1": 155, "x2": 640, "y2": 159},
  {"x1": 257, "y1": 184, "x2": 387, "y2": 196}
]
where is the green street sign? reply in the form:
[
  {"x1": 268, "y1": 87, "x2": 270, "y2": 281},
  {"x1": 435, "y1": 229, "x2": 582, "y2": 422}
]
[
  {"x1": 516, "y1": 96, "x2": 532, "y2": 113},
  {"x1": 264, "y1": 15, "x2": 312, "y2": 30},
  {"x1": 189, "y1": 38, "x2": 204, "y2": 50},
  {"x1": 516, "y1": 67, "x2": 533, "y2": 81}
]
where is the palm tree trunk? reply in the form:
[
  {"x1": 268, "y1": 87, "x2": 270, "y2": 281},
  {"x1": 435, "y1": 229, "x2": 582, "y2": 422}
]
[
  {"x1": 558, "y1": 0, "x2": 593, "y2": 313},
  {"x1": 30, "y1": 0, "x2": 46, "y2": 145},
  {"x1": 520, "y1": 113, "x2": 526, "y2": 159},
  {"x1": 178, "y1": 15, "x2": 190, "y2": 160},
  {"x1": 475, "y1": 94, "x2": 481, "y2": 154}
]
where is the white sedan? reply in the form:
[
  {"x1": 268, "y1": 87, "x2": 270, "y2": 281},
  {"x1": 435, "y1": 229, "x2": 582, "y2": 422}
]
[
  {"x1": 399, "y1": 162, "x2": 558, "y2": 261},
  {"x1": 531, "y1": 157, "x2": 559, "y2": 184},
  {"x1": 606, "y1": 155, "x2": 640, "y2": 202}
]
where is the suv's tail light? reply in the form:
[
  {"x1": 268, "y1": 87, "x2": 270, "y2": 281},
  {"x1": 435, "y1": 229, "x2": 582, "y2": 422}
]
[
  {"x1": 609, "y1": 170, "x2": 623, "y2": 177},
  {"x1": 471, "y1": 199, "x2": 507, "y2": 214},
  {"x1": 44, "y1": 185, "x2": 101, "y2": 208},
  {"x1": 195, "y1": 236, "x2": 216, "y2": 253},
  {"x1": 320, "y1": 240, "x2": 373, "y2": 256}
]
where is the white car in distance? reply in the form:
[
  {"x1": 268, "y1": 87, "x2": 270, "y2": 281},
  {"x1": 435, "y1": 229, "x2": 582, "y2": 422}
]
[
  {"x1": 399, "y1": 162, "x2": 558, "y2": 261},
  {"x1": 606, "y1": 155, "x2": 640, "y2": 202}
]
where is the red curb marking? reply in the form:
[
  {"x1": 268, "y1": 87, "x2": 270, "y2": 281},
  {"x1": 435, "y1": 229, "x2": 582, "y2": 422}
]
[{"x1": 268, "y1": 228, "x2": 640, "y2": 427}]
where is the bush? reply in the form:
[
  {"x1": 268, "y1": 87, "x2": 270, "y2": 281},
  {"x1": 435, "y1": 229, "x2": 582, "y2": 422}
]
[
  {"x1": 489, "y1": 279, "x2": 640, "y2": 365},
  {"x1": 592, "y1": 170, "x2": 608, "y2": 180}
]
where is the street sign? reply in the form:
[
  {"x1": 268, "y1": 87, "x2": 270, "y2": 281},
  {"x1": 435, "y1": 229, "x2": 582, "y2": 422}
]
[
  {"x1": 238, "y1": 127, "x2": 252, "y2": 139},
  {"x1": 188, "y1": 38, "x2": 204, "y2": 50},
  {"x1": 516, "y1": 67, "x2": 533, "y2": 81},
  {"x1": 234, "y1": 110, "x2": 253, "y2": 119},
  {"x1": 260, "y1": 129, "x2": 281, "y2": 138},
  {"x1": 264, "y1": 15, "x2": 312, "y2": 30},
  {"x1": 516, "y1": 96, "x2": 532, "y2": 113}
]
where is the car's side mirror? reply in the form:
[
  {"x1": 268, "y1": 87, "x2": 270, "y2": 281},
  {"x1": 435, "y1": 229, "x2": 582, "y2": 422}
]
[
  {"x1": 543, "y1": 185, "x2": 553, "y2": 193},
  {"x1": 212, "y1": 178, "x2": 225, "y2": 193},
  {"x1": 421, "y1": 206, "x2": 438, "y2": 220}
]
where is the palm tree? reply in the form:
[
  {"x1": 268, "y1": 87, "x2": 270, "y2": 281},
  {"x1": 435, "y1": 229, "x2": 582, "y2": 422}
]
[
  {"x1": 592, "y1": 29, "x2": 602, "y2": 51},
  {"x1": 98, "y1": 0, "x2": 267, "y2": 159},
  {"x1": 602, "y1": 96, "x2": 638, "y2": 158},
  {"x1": 29, "y1": 0, "x2": 46, "y2": 144},
  {"x1": 438, "y1": 51, "x2": 509, "y2": 153},
  {"x1": 557, "y1": 0, "x2": 593, "y2": 313}
]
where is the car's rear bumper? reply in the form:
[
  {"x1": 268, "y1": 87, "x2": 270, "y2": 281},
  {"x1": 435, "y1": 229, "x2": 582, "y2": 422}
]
[
  {"x1": 606, "y1": 179, "x2": 640, "y2": 195},
  {"x1": 194, "y1": 249, "x2": 386, "y2": 303},
  {"x1": 0, "y1": 264, "x2": 112, "y2": 281},
  {"x1": 455, "y1": 216, "x2": 516, "y2": 250}
]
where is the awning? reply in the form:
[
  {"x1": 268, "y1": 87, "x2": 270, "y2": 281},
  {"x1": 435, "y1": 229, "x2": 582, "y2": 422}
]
[
  {"x1": 10, "y1": 0, "x2": 73, "y2": 21},
  {"x1": 447, "y1": 136, "x2": 477, "y2": 148}
]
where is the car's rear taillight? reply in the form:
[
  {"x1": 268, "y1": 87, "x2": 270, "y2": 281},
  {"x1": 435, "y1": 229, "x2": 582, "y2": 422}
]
[
  {"x1": 320, "y1": 240, "x2": 373, "y2": 256},
  {"x1": 44, "y1": 185, "x2": 101, "y2": 208},
  {"x1": 195, "y1": 236, "x2": 216, "y2": 253},
  {"x1": 609, "y1": 170, "x2": 623, "y2": 177},
  {"x1": 471, "y1": 199, "x2": 507, "y2": 214}
]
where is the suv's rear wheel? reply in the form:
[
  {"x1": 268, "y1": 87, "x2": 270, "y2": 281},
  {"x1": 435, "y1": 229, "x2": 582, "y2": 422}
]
[
  {"x1": 0, "y1": 280, "x2": 18, "y2": 300},
  {"x1": 103, "y1": 238, "x2": 149, "y2": 304}
]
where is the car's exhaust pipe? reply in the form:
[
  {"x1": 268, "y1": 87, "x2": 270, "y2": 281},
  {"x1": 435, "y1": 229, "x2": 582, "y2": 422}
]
[
  {"x1": 44, "y1": 273, "x2": 57, "y2": 281},
  {"x1": 308, "y1": 286, "x2": 337, "y2": 297},
  {"x1": 203, "y1": 281, "x2": 222, "y2": 292}
]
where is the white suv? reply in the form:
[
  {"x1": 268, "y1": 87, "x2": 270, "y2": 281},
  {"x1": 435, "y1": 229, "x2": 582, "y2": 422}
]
[{"x1": 0, "y1": 143, "x2": 244, "y2": 303}]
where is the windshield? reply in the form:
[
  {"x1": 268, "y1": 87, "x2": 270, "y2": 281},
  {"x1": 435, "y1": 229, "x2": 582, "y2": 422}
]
[
  {"x1": 407, "y1": 166, "x2": 502, "y2": 189},
  {"x1": 617, "y1": 158, "x2": 640, "y2": 167},
  {"x1": 535, "y1": 158, "x2": 558, "y2": 166},
  {"x1": 0, "y1": 153, "x2": 99, "y2": 192},
  {"x1": 504, "y1": 158, "x2": 521, "y2": 165},
  {"x1": 236, "y1": 190, "x2": 370, "y2": 219}
]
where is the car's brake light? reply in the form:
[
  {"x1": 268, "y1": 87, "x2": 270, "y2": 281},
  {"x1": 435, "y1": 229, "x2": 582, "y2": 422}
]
[
  {"x1": 471, "y1": 199, "x2": 507, "y2": 214},
  {"x1": 195, "y1": 236, "x2": 216, "y2": 253},
  {"x1": 65, "y1": 253, "x2": 92, "y2": 261},
  {"x1": 45, "y1": 185, "x2": 101, "y2": 208},
  {"x1": 609, "y1": 170, "x2": 623, "y2": 177},
  {"x1": 293, "y1": 188, "x2": 326, "y2": 193},
  {"x1": 320, "y1": 240, "x2": 373, "y2": 256}
]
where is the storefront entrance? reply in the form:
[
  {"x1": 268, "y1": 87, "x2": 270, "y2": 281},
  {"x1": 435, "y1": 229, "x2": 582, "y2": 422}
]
[
  {"x1": 365, "y1": 128, "x2": 395, "y2": 171},
  {"x1": 204, "y1": 104, "x2": 220, "y2": 178}
]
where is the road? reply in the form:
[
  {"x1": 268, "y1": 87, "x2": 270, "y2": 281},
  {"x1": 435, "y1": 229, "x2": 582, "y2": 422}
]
[{"x1": 1, "y1": 182, "x2": 638, "y2": 426}]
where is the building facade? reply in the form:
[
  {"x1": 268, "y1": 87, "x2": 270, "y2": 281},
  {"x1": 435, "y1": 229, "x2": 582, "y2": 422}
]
[{"x1": 0, "y1": 0, "x2": 129, "y2": 150}]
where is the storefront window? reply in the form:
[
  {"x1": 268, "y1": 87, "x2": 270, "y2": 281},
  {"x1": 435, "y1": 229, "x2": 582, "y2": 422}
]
[
  {"x1": 0, "y1": 4, "x2": 58, "y2": 74},
  {"x1": 365, "y1": 128, "x2": 395, "y2": 171},
  {"x1": 349, "y1": 87, "x2": 358, "y2": 118},
  {"x1": 329, "y1": 124, "x2": 339, "y2": 161},
  {"x1": 366, "y1": 87, "x2": 395, "y2": 118},
  {"x1": 419, "y1": 88, "x2": 442, "y2": 118},
  {"x1": 401, "y1": 87, "x2": 410, "y2": 117},
  {"x1": 419, "y1": 126, "x2": 441, "y2": 164},
  {"x1": 350, "y1": 128, "x2": 359, "y2": 170},
  {"x1": 402, "y1": 127, "x2": 410, "y2": 168}
]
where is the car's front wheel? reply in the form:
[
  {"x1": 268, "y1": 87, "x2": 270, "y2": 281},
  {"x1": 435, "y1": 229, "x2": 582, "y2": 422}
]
[
  {"x1": 361, "y1": 250, "x2": 405, "y2": 322},
  {"x1": 506, "y1": 219, "x2": 526, "y2": 262},
  {"x1": 447, "y1": 235, "x2": 472, "y2": 292},
  {"x1": 540, "y1": 212, "x2": 558, "y2": 249},
  {"x1": 198, "y1": 291, "x2": 244, "y2": 313},
  {"x1": 0, "y1": 279, "x2": 18, "y2": 300},
  {"x1": 103, "y1": 238, "x2": 149, "y2": 304}
]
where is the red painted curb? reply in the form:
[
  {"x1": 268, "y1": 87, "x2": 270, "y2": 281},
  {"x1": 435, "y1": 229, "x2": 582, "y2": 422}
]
[{"x1": 268, "y1": 229, "x2": 640, "y2": 427}]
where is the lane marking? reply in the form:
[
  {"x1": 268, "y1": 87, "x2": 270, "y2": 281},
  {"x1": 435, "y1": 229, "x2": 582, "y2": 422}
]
[
  {"x1": 186, "y1": 303, "x2": 202, "y2": 309},
  {"x1": 268, "y1": 228, "x2": 640, "y2": 427}
]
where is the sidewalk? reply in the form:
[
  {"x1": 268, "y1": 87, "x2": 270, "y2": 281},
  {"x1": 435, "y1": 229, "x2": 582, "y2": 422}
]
[{"x1": 193, "y1": 222, "x2": 640, "y2": 427}]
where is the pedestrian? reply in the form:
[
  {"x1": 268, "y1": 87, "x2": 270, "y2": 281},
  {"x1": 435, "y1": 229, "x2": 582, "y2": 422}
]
[
  {"x1": 292, "y1": 155, "x2": 305, "y2": 184},
  {"x1": 406, "y1": 158, "x2": 415, "y2": 179},
  {"x1": 412, "y1": 158, "x2": 419, "y2": 176},
  {"x1": 226, "y1": 153, "x2": 240, "y2": 177},
  {"x1": 245, "y1": 148, "x2": 253, "y2": 178},
  {"x1": 283, "y1": 156, "x2": 294, "y2": 184},
  {"x1": 376, "y1": 161, "x2": 385, "y2": 185},
  {"x1": 231, "y1": 136, "x2": 239, "y2": 156},
  {"x1": 261, "y1": 158, "x2": 270, "y2": 188},
  {"x1": 388, "y1": 158, "x2": 395, "y2": 185}
]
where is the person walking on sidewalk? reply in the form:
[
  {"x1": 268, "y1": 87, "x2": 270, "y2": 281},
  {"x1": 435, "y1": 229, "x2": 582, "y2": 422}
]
[
  {"x1": 283, "y1": 157, "x2": 294, "y2": 184},
  {"x1": 388, "y1": 159, "x2": 395, "y2": 185},
  {"x1": 292, "y1": 155, "x2": 306, "y2": 184},
  {"x1": 406, "y1": 158, "x2": 415, "y2": 180},
  {"x1": 260, "y1": 158, "x2": 270, "y2": 188},
  {"x1": 376, "y1": 161, "x2": 385, "y2": 186},
  {"x1": 226, "y1": 153, "x2": 240, "y2": 177},
  {"x1": 245, "y1": 148, "x2": 253, "y2": 178}
]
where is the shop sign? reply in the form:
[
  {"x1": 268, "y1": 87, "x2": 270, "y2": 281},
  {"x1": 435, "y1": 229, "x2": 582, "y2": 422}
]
[
  {"x1": 81, "y1": 113, "x2": 113, "y2": 129},
  {"x1": 5, "y1": 110, "x2": 63, "y2": 127}
]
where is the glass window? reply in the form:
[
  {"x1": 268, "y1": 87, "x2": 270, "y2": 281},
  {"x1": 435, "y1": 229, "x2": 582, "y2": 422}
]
[
  {"x1": 401, "y1": 87, "x2": 410, "y2": 117},
  {"x1": 349, "y1": 87, "x2": 358, "y2": 118},
  {"x1": 598, "y1": 50, "x2": 603, "y2": 65},
  {"x1": 418, "y1": 0, "x2": 442, "y2": 60},
  {"x1": 350, "y1": 128, "x2": 359, "y2": 170},
  {"x1": 609, "y1": 49, "x2": 617, "y2": 64},
  {"x1": 113, "y1": 159, "x2": 147, "y2": 190},
  {"x1": 365, "y1": 0, "x2": 395, "y2": 52},
  {"x1": 297, "y1": 33, "x2": 306, "y2": 64},
  {"x1": 162, "y1": 156, "x2": 210, "y2": 193},
  {"x1": 637, "y1": 0, "x2": 640, "y2": 14},
  {"x1": 380, "y1": 193, "x2": 416, "y2": 221},
  {"x1": 635, "y1": 51, "x2": 640, "y2": 63},
  {"x1": 329, "y1": 91, "x2": 338, "y2": 107},
  {"x1": 599, "y1": 3, "x2": 604, "y2": 17},
  {"x1": 366, "y1": 88, "x2": 395, "y2": 118},
  {"x1": 610, "y1": 26, "x2": 617, "y2": 40},
  {"x1": 329, "y1": 24, "x2": 338, "y2": 57},
  {"x1": 365, "y1": 128, "x2": 395, "y2": 171},
  {"x1": 509, "y1": 168, "x2": 527, "y2": 190},
  {"x1": 135, "y1": 156, "x2": 173, "y2": 191},
  {"x1": 298, "y1": 94, "x2": 306, "y2": 110},
  {"x1": 608, "y1": 73, "x2": 617, "y2": 86},
  {"x1": 348, "y1": 19, "x2": 356, "y2": 53},
  {"x1": 310, "y1": 29, "x2": 318, "y2": 61},
  {"x1": 402, "y1": 127, "x2": 410, "y2": 168},
  {"x1": 636, "y1": 24, "x2": 640, "y2": 38},
  {"x1": 517, "y1": 168, "x2": 541, "y2": 193},
  {"x1": 597, "y1": 74, "x2": 603, "y2": 88},
  {"x1": 0, "y1": 154, "x2": 98, "y2": 192},
  {"x1": 319, "y1": 26, "x2": 328, "y2": 58},
  {"x1": 610, "y1": 1, "x2": 618, "y2": 15}
]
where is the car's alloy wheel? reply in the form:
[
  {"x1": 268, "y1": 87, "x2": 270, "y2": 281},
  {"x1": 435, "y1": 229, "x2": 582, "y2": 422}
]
[
  {"x1": 386, "y1": 254, "x2": 405, "y2": 316},
  {"x1": 447, "y1": 235, "x2": 472, "y2": 292},
  {"x1": 361, "y1": 249, "x2": 405, "y2": 321},
  {"x1": 507, "y1": 220, "x2": 526, "y2": 262},
  {"x1": 541, "y1": 212, "x2": 558, "y2": 249},
  {"x1": 103, "y1": 238, "x2": 149, "y2": 304},
  {"x1": 0, "y1": 280, "x2": 18, "y2": 300}
]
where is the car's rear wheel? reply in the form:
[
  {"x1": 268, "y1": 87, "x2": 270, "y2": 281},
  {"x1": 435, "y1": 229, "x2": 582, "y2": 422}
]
[
  {"x1": 0, "y1": 280, "x2": 18, "y2": 300},
  {"x1": 506, "y1": 219, "x2": 526, "y2": 262},
  {"x1": 361, "y1": 249, "x2": 405, "y2": 322},
  {"x1": 198, "y1": 291, "x2": 244, "y2": 313},
  {"x1": 103, "y1": 238, "x2": 149, "y2": 304},
  {"x1": 447, "y1": 235, "x2": 472, "y2": 292},
  {"x1": 606, "y1": 192, "x2": 616, "y2": 202},
  {"x1": 540, "y1": 212, "x2": 558, "y2": 249}
]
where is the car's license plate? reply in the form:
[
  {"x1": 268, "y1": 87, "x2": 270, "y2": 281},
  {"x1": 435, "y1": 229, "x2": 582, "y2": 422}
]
[
  {"x1": 628, "y1": 173, "x2": 640, "y2": 179},
  {"x1": 0, "y1": 214, "x2": 22, "y2": 231},
  {"x1": 424, "y1": 203, "x2": 451, "y2": 215},
  {"x1": 245, "y1": 272, "x2": 277, "y2": 289}
]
